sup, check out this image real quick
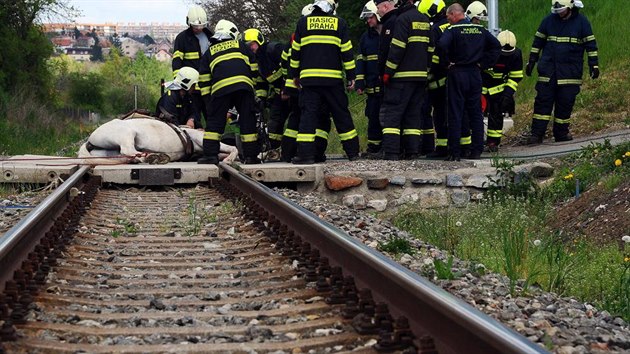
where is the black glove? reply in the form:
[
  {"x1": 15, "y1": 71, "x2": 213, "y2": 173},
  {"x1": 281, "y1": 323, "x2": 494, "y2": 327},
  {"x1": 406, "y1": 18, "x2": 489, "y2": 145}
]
[
  {"x1": 501, "y1": 94, "x2": 515, "y2": 115},
  {"x1": 590, "y1": 66, "x2": 599, "y2": 79},
  {"x1": 525, "y1": 61, "x2": 536, "y2": 77}
]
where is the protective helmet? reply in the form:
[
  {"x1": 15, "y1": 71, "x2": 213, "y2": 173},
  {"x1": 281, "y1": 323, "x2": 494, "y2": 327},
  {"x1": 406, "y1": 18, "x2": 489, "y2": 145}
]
[
  {"x1": 312, "y1": 0, "x2": 335, "y2": 14},
  {"x1": 186, "y1": 6, "x2": 208, "y2": 26},
  {"x1": 466, "y1": 1, "x2": 488, "y2": 21},
  {"x1": 497, "y1": 30, "x2": 516, "y2": 52},
  {"x1": 417, "y1": 0, "x2": 445, "y2": 19},
  {"x1": 551, "y1": 0, "x2": 574, "y2": 13},
  {"x1": 214, "y1": 19, "x2": 240, "y2": 40},
  {"x1": 174, "y1": 67, "x2": 199, "y2": 91},
  {"x1": 301, "y1": 4, "x2": 314, "y2": 16},
  {"x1": 243, "y1": 28, "x2": 265, "y2": 46},
  {"x1": 360, "y1": 0, "x2": 380, "y2": 21}
]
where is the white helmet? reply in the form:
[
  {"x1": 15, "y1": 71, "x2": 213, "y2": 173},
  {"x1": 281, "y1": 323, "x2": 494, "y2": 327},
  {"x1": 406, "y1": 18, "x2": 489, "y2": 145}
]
[
  {"x1": 360, "y1": 0, "x2": 380, "y2": 21},
  {"x1": 186, "y1": 6, "x2": 208, "y2": 26},
  {"x1": 497, "y1": 30, "x2": 516, "y2": 52},
  {"x1": 301, "y1": 4, "x2": 314, "y2": 16},
  {"x1": 551, "y1": 0, "x2": 574, "y2": 13},
  {"x1": 174, "y1": 67, "x2": 199, "y2": 91},
  {"x1": 466, "y1": 1, "x2": 488, "y2": 21},
  {"x1": 312, "y1": 0, "x2": 335, "y2": 14},
  {"x1": 213, "y1": 19, "x2": 240, "y2": 40}
]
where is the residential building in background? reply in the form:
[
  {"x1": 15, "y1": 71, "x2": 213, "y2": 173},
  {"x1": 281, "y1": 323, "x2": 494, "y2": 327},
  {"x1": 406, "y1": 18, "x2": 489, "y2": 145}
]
[{"x1": 44, "y1": 22, "x2": 186, "y2": 41}]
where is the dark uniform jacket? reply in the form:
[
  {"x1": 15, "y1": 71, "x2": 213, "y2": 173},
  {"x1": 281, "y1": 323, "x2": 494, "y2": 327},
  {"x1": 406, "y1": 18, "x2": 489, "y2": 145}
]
[
  {"x1": 356, "y1": 27, "x2": 380, "y2": 94},
  {"x1": 378, "y1": 9, "x2": 398, "y2": 77},
  {"x1": 438, "y1": 18, "x2": 500, "y2": 70},
  {"x1": 384, "y1": 3, "x2": 433, "y2": 81},
  {"x1": 428, "y1": 15, "x2": 450, "y2": 89},
  {"x1": 172, "y1": 27, "x2": 213, "y2": 77},
  {"x1": 529, "y1": 11, "x2": 598, "y2": 85},
  {"x1": 155, "y1": 90, "x2": 194, "y2": 126},
  {"x1": 198, "y1": 38, "x2": 258, "y2": 98},
  {"x1": 482, "y1": 48, "x2": 523, "y2": 96},
  {"x1": 290, "y1": 9, "x2": 356, "y2": 87},
  {"x1": 255, "y1": 41, "x2": 288, "y2": 97}
]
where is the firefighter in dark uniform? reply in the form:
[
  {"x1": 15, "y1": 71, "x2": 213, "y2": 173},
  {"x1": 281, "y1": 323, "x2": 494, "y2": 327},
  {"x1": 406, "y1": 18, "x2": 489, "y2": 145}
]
[
  {"x1": 243, "y1": 28, "x2": 289, "y2": 154},
  {"x1": 290, "y1": 0, "x2": 359, "y2": 164},
  {"x1": 197, "y1": 20, "x2": 261, "y2": 165},
  {"x1": 172, "y1": 6, "x2": 213, "y2": 129},
  {"x1": 483, "y1": 30, "x2": 523, "y2": 152},
  {"x1": 525, "y1": 0, "x2": 599, "y2": 144},
  {"x1": 156, "y1": 67, "x2": 200, "y2": 127},
  {"x1": 356, "y1": 1, "x2": 382, "y2": 157},
  {"x1": 379, "y1": 0, "x2": 433, "y2": 160},
  {"x1": 418, "y1": 0, "x2": 449, "y2": 158},
  {"x1": 438, "y1": 3, "x2": 500, "y2": 161}
]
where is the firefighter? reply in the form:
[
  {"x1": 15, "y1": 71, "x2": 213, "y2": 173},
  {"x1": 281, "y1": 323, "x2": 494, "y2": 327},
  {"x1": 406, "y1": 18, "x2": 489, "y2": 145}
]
[
  {"x1": 375, "y1": 0, "x2": 398, "y2": 94},
  {"x1": 290, "y1": 0, "x2": 359, "y2": 164},
  {"x1": 356, "y1": 0, "x2": 383, "y2": 157},
  {"x1": 438, "y1": 3, "x2": 500, "y2": 161},
  {"x1": 156, "y1": 67, "x2": 200, "y2": 128},
  {"x1": 379, "y1": 0, "x2": 433, "y2": 160},
  {"x1": 197, "y1": 20, "x2": 261, "y2": 165},
  {"x1": 243, "y1": 28, "x2": 289, "y2": 156},
  {"x1": 483, "y1": 30, "x2": 523, "y2": 152},
  {"x1": 465, "y1": 1, "x2": 488, "y2": 24},
  {"x1": 525, "y1": 0, "x2": 599, "y2": 144},
  {"x1": 418, "y1": 0, "x2": 449, "y2": 158},
  {"x1": 172, "y1": 6, "x2": 213, "y2": 129}
]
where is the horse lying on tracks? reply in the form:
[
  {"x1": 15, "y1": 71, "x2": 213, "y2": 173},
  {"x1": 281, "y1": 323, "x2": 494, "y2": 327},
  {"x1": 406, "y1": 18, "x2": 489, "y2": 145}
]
[{"x1": 78, "y1": 118, "x2": 238, "y2": 165}]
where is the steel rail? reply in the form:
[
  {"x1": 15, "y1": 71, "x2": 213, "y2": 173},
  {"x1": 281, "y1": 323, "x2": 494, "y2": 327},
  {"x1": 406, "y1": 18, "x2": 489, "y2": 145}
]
[
  {"x1": 0, "y1": 166, "x2": 90, "y2": 293},
  {"x1": 220, "y1": 162, "x2": 548, "y2": 354}
]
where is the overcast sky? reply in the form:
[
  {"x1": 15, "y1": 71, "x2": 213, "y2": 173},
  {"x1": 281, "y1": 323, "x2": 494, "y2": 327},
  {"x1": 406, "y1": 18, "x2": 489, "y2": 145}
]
[{"x1": 67, "y1": 0, "x2": 191, "y2": 24}]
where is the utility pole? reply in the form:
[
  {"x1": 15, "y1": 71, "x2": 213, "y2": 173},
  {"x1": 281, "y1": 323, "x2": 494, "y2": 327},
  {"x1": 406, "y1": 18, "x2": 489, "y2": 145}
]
[
  {"x1": 134, "y1": 85, "x2": 138, "y2": 110},
  {"x1": 488, "y1": 0, "x2": 500, "y2": 36}
]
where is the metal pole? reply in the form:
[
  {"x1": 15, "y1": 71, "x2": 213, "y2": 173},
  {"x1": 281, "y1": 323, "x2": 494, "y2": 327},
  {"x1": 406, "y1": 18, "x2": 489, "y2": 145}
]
[
  {"x1": 488, "y1": 0, "x2": 500, "y2": 36},
  {"x1": 134, "y1": 85, "x2": 138, "y2": 110}
]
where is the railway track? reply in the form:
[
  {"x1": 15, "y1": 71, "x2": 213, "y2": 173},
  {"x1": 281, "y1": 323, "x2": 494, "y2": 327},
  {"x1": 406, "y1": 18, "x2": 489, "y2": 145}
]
[{"x1": 0, "y1": 164, "x2": 547, "y2": 353}]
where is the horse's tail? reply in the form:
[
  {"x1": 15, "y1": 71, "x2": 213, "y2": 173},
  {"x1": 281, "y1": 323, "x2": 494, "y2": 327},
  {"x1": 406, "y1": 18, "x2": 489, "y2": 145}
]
[{"x1": 77, "y1": 143, "x2": 131, "y2": 165}]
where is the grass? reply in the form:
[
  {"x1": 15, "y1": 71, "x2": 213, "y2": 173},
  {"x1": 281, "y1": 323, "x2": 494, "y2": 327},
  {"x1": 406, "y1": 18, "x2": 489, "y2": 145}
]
[{"x1": 392, "y1": 141, "x2": 630, "y2": 320}]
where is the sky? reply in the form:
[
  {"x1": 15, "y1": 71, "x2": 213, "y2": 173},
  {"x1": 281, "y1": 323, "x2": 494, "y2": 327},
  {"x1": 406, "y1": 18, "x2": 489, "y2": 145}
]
[{"x1": 66, "y1": 0, "x2": 191, "y2": 24}]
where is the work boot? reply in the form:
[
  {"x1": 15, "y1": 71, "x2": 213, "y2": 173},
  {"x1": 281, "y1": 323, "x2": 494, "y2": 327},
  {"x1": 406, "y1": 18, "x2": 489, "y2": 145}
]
[
  {"x1": 445, "y1": 154, "x2": 460, "y2": 162},
  {"x1": 425, "y1": 149, "x2": 448, "y2": 159},
  {"x1": 485, "y1": 142, "x2": 499, "y2": 153},
  {"x1": 383, "y1": 154, "x2": 400, "y2": 161},
  {"x1": 404, "y1": 153, "x2": 420, "y2": 160},
  {"x1": 292, "y1": 156, "x2": 315, "y2": 165},
  {"x1": 555, "y1": 133, "x2": 573, "y2": 142},
  {"x1": 468, "y1": 151, "x2": 482, "y2": 160},
  {"x1": 526, "y1": 134, "x2": 543, "y2": 145},
  {"x1": 347, "y1": 154, "x2": 359, "y2": 162},
  {"x1": 315, "y1": 154, "x2": 327, "y2": 163},
  {"x1": 197, "y1": 156, "x2": 219, "y2": 165}
]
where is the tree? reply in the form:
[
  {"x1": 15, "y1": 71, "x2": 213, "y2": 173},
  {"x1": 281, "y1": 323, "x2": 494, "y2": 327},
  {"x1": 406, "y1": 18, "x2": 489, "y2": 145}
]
[
  {"x1": 73, "y1": 26, "x2": 80, "y2": 39},
  {"x1": 90, "y1": 36, "x2": 103, "y2": 62},
  {"x1": 143, "y1": 34, "x2": 155, "y2": 45}
]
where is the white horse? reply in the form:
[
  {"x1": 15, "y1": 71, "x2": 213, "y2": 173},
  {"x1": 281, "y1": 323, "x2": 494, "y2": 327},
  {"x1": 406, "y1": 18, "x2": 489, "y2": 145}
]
[{"x1": 78, "y1": 118, "x2": 238, "y2": 165}]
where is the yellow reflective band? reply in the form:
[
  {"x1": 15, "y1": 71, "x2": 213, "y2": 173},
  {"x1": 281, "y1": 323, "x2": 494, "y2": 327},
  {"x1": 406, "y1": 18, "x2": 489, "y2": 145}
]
[
  {"x1": 366, "y1": 54, "x2": 378, "y2": 61},
  {"x1": 547, "y1": 36, "x2": 582, "y2": 44},
  {"x1": 506, "y1": 79, "x2": 518, "y2": 91},
  {"x1": 530, "y1": 47, "x2": 541, "y2": 54},
  {"x1": 344, "y1": 60, "x2": 356, "y2": 70},
  {"x1": 489, "y1": 72, "x2": 504, "y2": 79},
  {"x1": 460, "y1": 136, "x2": 471, "y2": 145},
  {"x1": 176, "y1": 104, "x2": 182, "y2": 108},
  {"x1": 281, "y1": 51, "x2": 289, "y2": 60},
  {"x1": 432, "y1": 54, "x2": 440, "y2": 64},
  {"x1": 436, "y1": 139, "x2": 448, "y2": 147},
  {"x1": 487, "y1": 129, "x2": 502, "y2": 138},
  {"x1": 316, "y1": 129, "x2": 329, "y2": 139},
  {"x1": 408, "y1": 36, "x2": 429, "y2": 43},
  {"x1": 367, "y1": 139, "x2": 381, "y2": 144},
  {"x1": 391, "y1": 38, "x2": 406, "y2": 48},
  {"x1": 210, "y1": 52, "x2": 249, "y2": 72},
  {"x1": 251, "y1": 63, "x2": 259, "y2": 71},
  {"x1": 200, "y1": 86, "x2": 211, "y2": 95},
  {"x1": 557, "y1": 79, "x2": 582, "y2": 85},
  {"x1": 356, "y1": 54, "x2": 364, "y2": 61},
  {"x1": 403, "y1": 129, "x2": 421, "y2": 136},
  {"x1": 482, "y1": 87, "x2": 488, "y2": 95},
  {"x1": 412, "y1": 21, "x2": 430, "y2": 30},
  {"x1": 256, "y1": 89, "x2": 268, "y2": 97},
  {"x1": 204, "y1": 132, "x2": 221, "y2": 140},
  {"x1": 296, "y1": 133, "x2": 316, "y2": 142},
  {"x1": 510, "y1": 70, "x2": 524, "y2": 78},
  {"x1": 341, "y1": 40, "x2": 353, "y2": 52},
  {"x1": 292, "y1": 40, "x2": 301, "y2": 51},
  {"x1": 290, "y1": 59, "x2": 300, "y2": 68},
  {"x1": 212, "y1": 75, "x2": 254, "y2": 94},
  {"x1": 199, "y1": 73, "x2": 211, "y2": 82},
  {"x1": 284, "y1": 129, "x2": 298, "y2": 138},
  {"x1": 587, "y1": 51, "x2": 598, "y2": 57},
  {"x1": 366, "y1": 87, "x2": 381, "y2": 94},
  {"x1": 209, "y1": 40, "x2": 239, "y2": 55},
  {"x1": 269, "y1": 133, "x2": 283, "y2": 141},
  {"x1": 428, "y1": 46, "x2": 434, "y2": 53},
  {"x1": 285, "y1": 80, "x2": 297, "y2": 89},
  {"x1": 301, "y1": 35, "x2": 342, "y2": 47},
  {"x1": 173, "y1": 51, "x2": 184, "y2": 60},
  {"x1": 583, "y1": 35, "x2": 596, "y2": 42},
  {"x1": 300, "y1": 68, "x2": 343, "y2": 79},
  {"x1": 487, "y1": 84, "x2": 505, "y2": 95},
  {"x1": 383, "y1": 128, "x2": 400, "y2": 135},
  {"x1": 183, "y1": 52, "x2": 200, "y2": 60},
  {"x1": 393, "y1": 71, "x2": 427, "y2": 78},
  {"x1": 241, "y1": 133, "x2": 258, "y2": 142},
  {"x1": 266, "y1": 70, "x2": 283, "y2": 83},
  {"x1": 386, "y1": 61, "x2": 398, "y2": 70},
  {"x1": 356, "y1": 74, "x2": 365, "y2": 80},
  {"x1": 554, "y1": 117, "x2": 570, "y2": 124},
  {"x1": 533, "y1": 114, "x2": 551, "y2": 121},
  {"x1": 535, "y1": 31, "x2": 546, "y2": 39},
  {"x1": 338, "y1": 129, "x2": 357, "y2": 141},
  {"x1": 428, "y1": 77, "x2": 446, "y2": 90},
  {"x1": 422, "y1": 129, "x2": 435, "y2": 135},
  {"x1": 538, "y1": 76, "x2": 551, "y2": 83}
]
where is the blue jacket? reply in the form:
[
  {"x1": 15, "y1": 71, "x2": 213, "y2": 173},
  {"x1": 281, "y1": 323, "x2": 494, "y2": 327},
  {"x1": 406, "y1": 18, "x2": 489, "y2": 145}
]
[
  {"x1": 438, "y1": 18, "x2": 500, "y2": 70},
  {"x1": 529, "y1": 11, "x2": 598, "y2": 85},
  {"x1": 356, "y1": 27, "x2": 380, "y2": 94}
]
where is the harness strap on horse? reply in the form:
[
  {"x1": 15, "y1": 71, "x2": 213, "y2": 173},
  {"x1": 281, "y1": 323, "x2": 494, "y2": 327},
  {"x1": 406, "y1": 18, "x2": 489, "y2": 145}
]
[{"x1": 165, "y1": 122, "x2": 194, "y2": 161}]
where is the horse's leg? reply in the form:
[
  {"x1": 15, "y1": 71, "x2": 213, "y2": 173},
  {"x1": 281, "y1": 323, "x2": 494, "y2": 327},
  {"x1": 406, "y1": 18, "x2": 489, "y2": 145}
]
[{"x1": 117, "y1": 134, "x2": 146, "y2": 163}]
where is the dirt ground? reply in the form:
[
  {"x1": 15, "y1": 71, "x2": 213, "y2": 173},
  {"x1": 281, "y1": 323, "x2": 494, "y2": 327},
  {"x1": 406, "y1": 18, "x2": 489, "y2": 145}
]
[{"x1": 549, "y1": 179, "x2": 630, "y2": 246}]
